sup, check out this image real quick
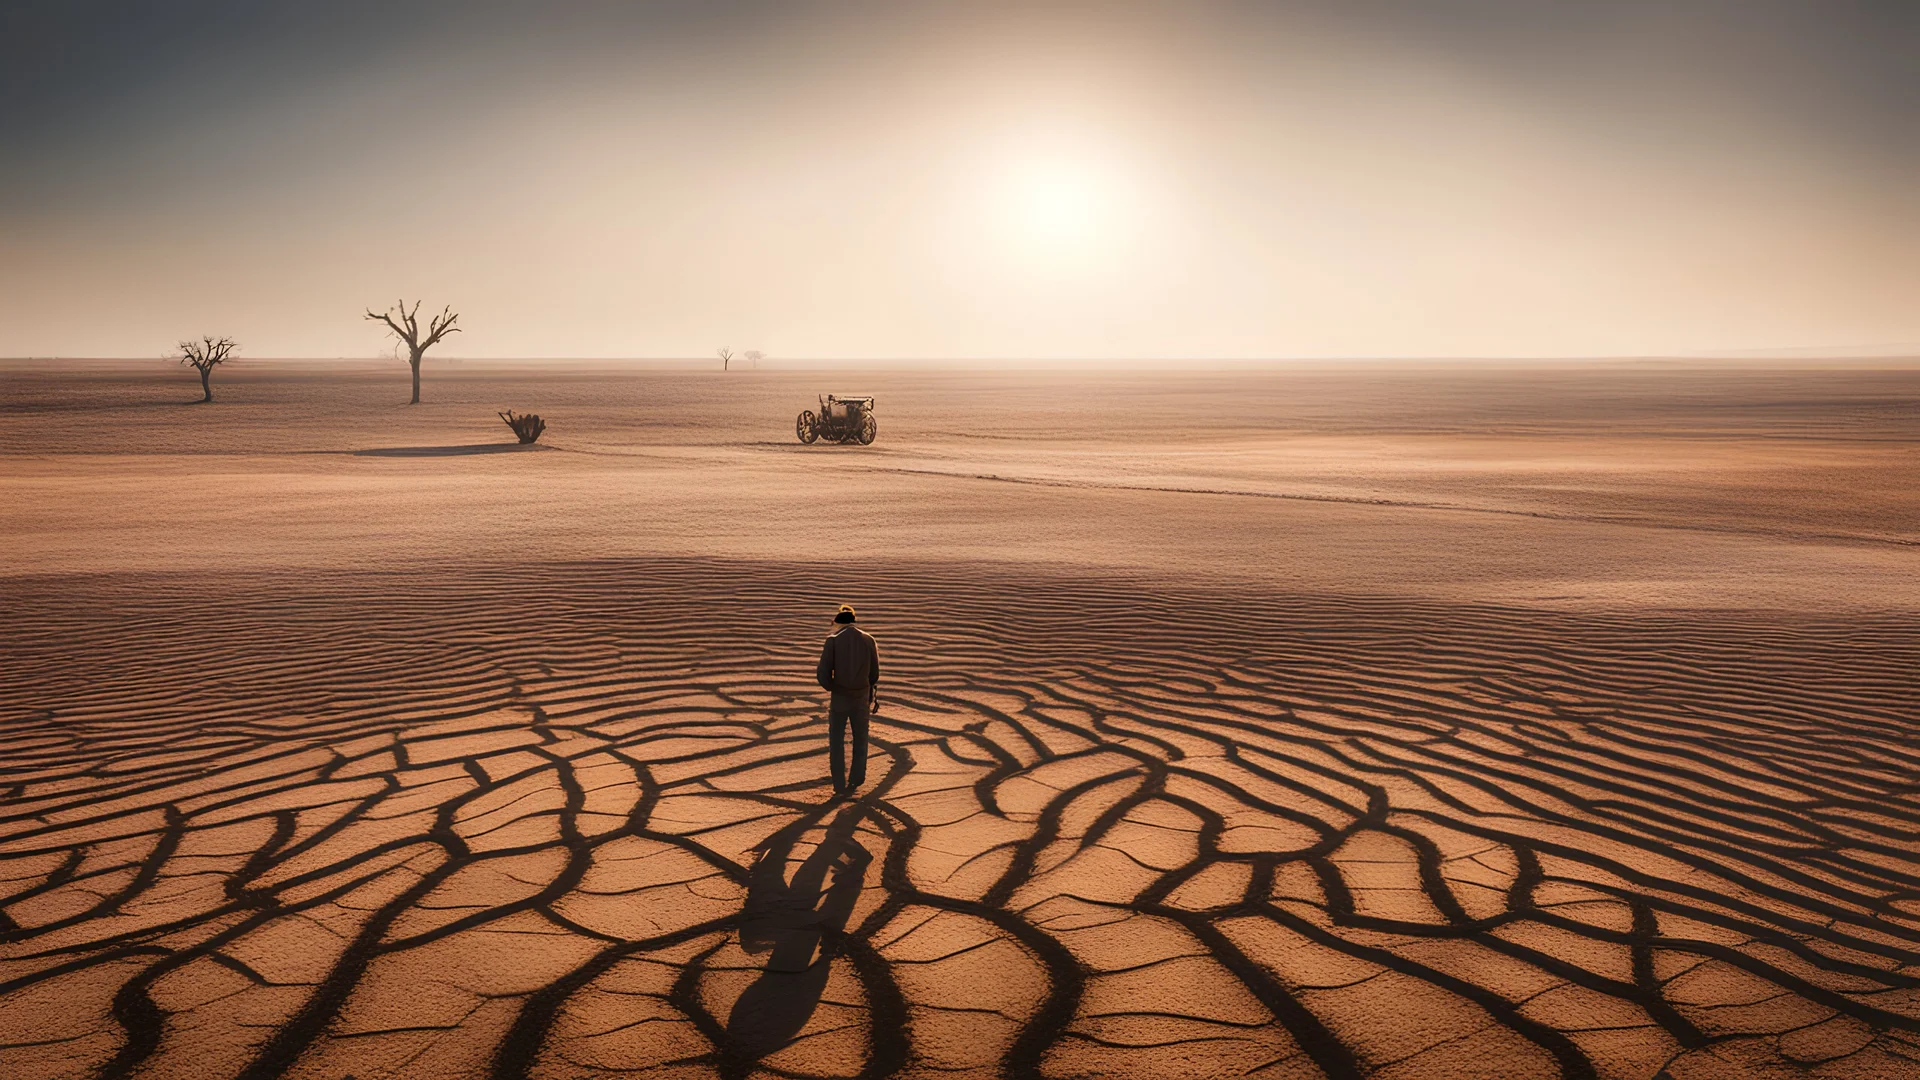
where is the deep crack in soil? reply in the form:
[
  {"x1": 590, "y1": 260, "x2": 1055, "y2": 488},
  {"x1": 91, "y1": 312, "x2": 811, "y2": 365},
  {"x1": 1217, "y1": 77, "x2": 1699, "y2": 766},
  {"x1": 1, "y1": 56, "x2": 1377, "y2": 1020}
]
[{"x1": 2, "y1": 561, "x2": 1917, "y2": 1079}]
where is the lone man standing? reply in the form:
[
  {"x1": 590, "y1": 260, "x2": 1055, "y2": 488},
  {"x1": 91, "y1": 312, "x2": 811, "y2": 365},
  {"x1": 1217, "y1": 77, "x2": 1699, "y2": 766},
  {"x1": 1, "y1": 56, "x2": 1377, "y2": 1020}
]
[{"x1": 816, "y1": 604, "x2": 879, "y2": 795}]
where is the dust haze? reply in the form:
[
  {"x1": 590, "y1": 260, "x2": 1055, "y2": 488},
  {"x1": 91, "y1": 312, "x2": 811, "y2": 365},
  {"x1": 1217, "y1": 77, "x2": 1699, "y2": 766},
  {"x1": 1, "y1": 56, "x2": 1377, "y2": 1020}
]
[{"x1": 3, "y1": 4, "x2": 1919, "y2": 1080}]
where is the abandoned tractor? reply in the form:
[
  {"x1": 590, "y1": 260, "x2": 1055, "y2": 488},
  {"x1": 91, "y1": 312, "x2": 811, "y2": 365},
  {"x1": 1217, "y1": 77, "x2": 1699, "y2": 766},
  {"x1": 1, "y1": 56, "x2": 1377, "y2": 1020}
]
[{"x1": 796, "y1": 394, "x2": 876, "y2": 445}]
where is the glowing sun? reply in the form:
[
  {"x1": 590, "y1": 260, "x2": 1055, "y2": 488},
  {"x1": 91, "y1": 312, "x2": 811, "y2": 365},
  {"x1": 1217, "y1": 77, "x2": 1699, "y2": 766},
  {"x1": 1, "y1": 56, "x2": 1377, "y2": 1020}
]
[{"x1": 989, "y1": 150, "x2": 1133, "y2": 257}]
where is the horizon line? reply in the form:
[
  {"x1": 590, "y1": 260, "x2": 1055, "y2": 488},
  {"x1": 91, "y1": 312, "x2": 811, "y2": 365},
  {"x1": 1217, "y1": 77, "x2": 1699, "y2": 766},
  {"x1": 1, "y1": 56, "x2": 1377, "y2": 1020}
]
[{"x1": 7, "y1": 348, "x2": 1918, "y2": 367}]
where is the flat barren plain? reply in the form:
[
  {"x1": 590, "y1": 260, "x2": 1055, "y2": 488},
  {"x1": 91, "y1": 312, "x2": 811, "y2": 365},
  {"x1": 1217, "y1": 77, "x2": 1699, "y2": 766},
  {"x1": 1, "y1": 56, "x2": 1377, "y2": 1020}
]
[{"x1": 2, "y1": 361, "x2": 1917, "y2": 1080}]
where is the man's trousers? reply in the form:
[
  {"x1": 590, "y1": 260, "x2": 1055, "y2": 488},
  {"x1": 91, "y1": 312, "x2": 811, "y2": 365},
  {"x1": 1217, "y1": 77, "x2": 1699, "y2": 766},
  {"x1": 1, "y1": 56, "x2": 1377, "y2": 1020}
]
[{"x1": 828, "y1": 690, "x2": 871, "y2": 792}]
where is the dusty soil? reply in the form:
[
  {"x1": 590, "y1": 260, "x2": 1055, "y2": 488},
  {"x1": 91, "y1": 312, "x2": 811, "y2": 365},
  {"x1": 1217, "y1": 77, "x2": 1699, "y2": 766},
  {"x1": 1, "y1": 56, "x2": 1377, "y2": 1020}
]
[{"x1": 2, "y1": 361, "x2": 1917, "y2": 1079}]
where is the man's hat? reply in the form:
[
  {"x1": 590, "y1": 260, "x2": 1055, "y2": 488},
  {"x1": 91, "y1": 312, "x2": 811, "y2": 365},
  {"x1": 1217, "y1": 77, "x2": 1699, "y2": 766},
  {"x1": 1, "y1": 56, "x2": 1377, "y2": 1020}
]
[{"x1": 835, "y1": 605, "x2": 856, "y2": 624}]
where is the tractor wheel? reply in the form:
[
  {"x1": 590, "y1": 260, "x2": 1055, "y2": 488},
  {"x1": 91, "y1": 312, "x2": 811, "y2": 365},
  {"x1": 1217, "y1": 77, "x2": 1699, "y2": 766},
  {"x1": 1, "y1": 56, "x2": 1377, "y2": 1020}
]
[
  {"x1": 796, "y1": 410, "x2": 819, "y2": 444},
  {"x1": 856, "y1": 413, "x2": 876, "y2": 445}
]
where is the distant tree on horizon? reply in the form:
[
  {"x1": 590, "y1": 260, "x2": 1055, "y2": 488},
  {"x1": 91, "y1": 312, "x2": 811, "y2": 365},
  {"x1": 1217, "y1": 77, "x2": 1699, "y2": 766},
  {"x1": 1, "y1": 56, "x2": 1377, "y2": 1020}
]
[
  {"x1": 717, "y1": 346, "x2": 733, "y2": 372},
  {"x1": 743, "y1": 349, "x2": 764, "y2": 370},
  {"x1": 366, "y1": 300, "x2": 460, "y2": 404},
  {"x1": 177, "y1": 336, "x2": 238, "y2": 402}
]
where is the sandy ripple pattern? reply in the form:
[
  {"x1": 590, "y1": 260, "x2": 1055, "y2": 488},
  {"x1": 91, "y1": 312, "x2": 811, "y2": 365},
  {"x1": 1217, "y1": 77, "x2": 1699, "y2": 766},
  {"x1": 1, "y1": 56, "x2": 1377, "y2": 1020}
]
[{"x1": 2, "y1": 562, "x2": 1918, "y2": 1080}]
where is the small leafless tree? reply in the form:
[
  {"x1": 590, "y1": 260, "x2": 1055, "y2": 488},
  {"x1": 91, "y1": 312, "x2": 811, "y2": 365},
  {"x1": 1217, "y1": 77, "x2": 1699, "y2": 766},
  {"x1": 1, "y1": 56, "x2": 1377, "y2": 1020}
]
[
  {"x1": 366, "y1": 300, "x2": 460, "y2": 404},
  {"x1": 743, "y1": 349, "x2": 764, "y2": 370},
  {"x1": 716, "y1": 346, "x2": 734, "y2": 372},
  {"x1": 178, "y1": 336, "x2": 238, "y2": 402}
]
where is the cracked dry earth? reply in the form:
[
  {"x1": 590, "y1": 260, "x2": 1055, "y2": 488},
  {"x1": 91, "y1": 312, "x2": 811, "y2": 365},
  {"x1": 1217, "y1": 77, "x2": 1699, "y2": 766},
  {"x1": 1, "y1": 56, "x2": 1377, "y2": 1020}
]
[{"x1": 2, "y1": 562, "x2": 1918, "y2": 1080}]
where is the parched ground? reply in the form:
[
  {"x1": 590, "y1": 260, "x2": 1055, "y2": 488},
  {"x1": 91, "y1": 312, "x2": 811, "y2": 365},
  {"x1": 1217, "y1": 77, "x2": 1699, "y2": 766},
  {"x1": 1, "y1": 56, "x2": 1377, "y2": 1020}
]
[
  {"x1": 3, "y1": 564, "x2": 1918, "y2": 1080},
  {"x1": 2, "y1": 362, "x2": 1917, "y2": 1078}
]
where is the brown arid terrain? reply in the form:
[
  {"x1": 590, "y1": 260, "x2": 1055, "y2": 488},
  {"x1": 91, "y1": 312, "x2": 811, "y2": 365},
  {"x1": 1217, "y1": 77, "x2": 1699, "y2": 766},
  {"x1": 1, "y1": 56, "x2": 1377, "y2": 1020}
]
[{"x1": 2, "y1": 360, "x2": 1917, "y2": 1080}]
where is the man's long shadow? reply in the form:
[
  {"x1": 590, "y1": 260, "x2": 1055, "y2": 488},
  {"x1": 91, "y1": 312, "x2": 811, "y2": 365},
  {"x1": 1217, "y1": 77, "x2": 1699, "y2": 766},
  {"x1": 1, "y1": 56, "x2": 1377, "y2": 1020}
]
[{"x1": 720, "y1": 799, "x2": 871, "y2": 1077}]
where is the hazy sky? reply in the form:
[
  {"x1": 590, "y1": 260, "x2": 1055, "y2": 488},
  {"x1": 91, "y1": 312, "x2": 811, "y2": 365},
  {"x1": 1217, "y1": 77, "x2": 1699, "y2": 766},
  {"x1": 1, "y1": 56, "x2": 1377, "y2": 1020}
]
[{"x1": 3, "y1": 1, "x2": 1915, "y2": 361}]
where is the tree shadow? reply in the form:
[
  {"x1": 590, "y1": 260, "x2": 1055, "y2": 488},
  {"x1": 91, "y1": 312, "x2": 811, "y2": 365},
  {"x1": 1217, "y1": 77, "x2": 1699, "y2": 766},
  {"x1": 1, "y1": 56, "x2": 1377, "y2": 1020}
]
[
  {"x1": 720, "y1": 801, "x2": 871, "y2": 1077},
  {"x1": 352, "y1": 443, "x2": 545, "y2": 457}
]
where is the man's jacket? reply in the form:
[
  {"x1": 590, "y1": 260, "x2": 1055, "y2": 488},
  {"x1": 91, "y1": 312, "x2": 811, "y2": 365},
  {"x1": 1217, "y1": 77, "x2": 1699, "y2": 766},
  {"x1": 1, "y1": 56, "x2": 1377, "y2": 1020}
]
[{"x1": 817, "y1": 626, "x2": 879, "y2": 695}]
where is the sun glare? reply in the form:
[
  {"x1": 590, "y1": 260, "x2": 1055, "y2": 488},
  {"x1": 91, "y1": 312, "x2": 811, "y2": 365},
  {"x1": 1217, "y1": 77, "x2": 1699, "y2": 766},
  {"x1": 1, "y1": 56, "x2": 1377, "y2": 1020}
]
[
  {"x1": 971, "y1": 137, "x2": 1151, "y2": 278},
  {"x1": 1005, "y1": 157, "x2": 1106, "y2": 241}
]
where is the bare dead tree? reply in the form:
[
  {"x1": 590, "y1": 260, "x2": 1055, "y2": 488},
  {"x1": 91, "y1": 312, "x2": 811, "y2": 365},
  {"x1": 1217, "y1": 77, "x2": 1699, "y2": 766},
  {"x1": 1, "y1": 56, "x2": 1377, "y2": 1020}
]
[
  {"x1": 743, "y1": 349, "x2": 764, "y2": 370},
  {"x1": 498, "y1": 410, "x2": 546, "y2": 444},
  {"x1": 717, "y1": 346, "x2": 733, "y2": 373},
  {"x1": 366, "y1": 300, "x2": 460, "y2": 404},
  {"x1": 177, "y1": 336, "x2": 238, "y2": 402}
]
